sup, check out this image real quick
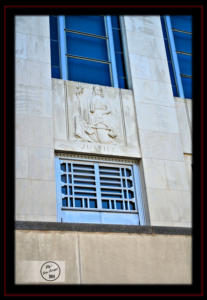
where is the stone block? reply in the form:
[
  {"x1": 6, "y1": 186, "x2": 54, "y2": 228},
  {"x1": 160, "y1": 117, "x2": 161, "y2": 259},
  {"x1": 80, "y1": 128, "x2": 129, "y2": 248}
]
[
  {"x1": 15, "y1": 16, "x2": 50, "y2": 38},
  {"x1": 28, "y1": 147, "x2": 55, "y2": 180},
  {"x1": 78, "y1": 232, "x2": 191, "y2": 283},
  {"x1": 135, "y1": 102, "x2": 179, "y2": 133},
  {"x1": 15, "y1": 146, "x2": 28, "y2": 178},
  {"x1": 124, "y1": 15, "x2": 164, "y2": 38},
  {"x1": 52, "y1": 79, "x2": 68, "y2": 141},
  {"x1": 175, "y1": 100, "x2": 192, "y2": 154},
  {"x1": 139, "y1": 129, "x2": 184, "y2": 161},
  {"x1": 147, "y1": 188, "x2": 191, "y2": 227},
  {"x1": 132, "y1": 78, "x2": 174, "y2": 107},
  {"x1": 29, "y1": 180, "x2": 57, "y2": 217},
  {"x1": 15, "y1": 58, "x2": 51, "y2": 89},
  {"x1": 126, "y1": 31, "x2": 167, "y2": 60},
  {"x1": 142, "y1": 158, "x2": 168, "y2": 189},
  {"x1": 16, "y1": 84, "x2": 53, "y2": 117},
  {"x1": 129, "y1": 54, "x2": 171, "y2": 84},
  {"x1": 164, "y1": 160, "x2": 189, "y2": 191}
]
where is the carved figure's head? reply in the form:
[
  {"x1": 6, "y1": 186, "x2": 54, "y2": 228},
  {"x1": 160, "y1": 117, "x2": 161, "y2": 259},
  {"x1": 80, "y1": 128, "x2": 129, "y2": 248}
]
[
  {"x1": 92, "y1": 86, "x2": 104, "y2": 97},
  {"x1": 76, "y1": 85, "x2": 84, "y2": 96}
]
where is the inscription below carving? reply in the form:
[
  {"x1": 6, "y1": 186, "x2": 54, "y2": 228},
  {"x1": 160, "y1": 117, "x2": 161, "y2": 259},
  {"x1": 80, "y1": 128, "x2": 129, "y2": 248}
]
[{"x1": 74, "y1": 86, "x2": 118, "y2": 144}]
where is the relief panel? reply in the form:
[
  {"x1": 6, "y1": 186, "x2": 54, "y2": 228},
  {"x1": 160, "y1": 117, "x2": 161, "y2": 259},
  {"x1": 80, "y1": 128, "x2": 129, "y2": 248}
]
[{"x1": 53, "y1": 80, "x2": 141, "y2": 157}]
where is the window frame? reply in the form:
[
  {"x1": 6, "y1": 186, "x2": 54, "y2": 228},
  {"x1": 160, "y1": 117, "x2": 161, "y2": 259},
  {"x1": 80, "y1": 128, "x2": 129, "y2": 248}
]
[{"x1": 55, "y1": 155, "x2": 147, "y2": 225}]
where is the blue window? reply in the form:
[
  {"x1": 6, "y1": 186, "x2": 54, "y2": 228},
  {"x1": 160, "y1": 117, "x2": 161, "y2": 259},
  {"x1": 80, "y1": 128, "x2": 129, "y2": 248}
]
[
  {"x1": 161, "y1": 16, "x2": 192, "y2": 99},
  {"x1": 49, "y1": 15, "x2": 127, "y2": 89},
  {"x1": 55, "y1": 155, "x2": 146, "y2": 225}
]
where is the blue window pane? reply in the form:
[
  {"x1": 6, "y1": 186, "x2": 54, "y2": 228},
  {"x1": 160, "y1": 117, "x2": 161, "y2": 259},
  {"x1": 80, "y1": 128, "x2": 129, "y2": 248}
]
[
  {"x1": 62, "y1": 198, "x2": 68, "y2": 207},
  {"x1": 51, "y1": 40, "x2": 60, "y2": 66},
  {"x1": 168, "y1": 61, "x2": 178, "y2": 92},
  {"x1": 51, "y1": 66, "x2": 60, "y2": 79},
  {"x1": 67, "y1": 57, "x2": 111, "y2": 86},
  {"x1": 89, "y1": 199, "x2": 97, "y2": 208},
  {"x1": 112, "y1": 29, "x2": 122, "y2": 53},
  {"x1": 66, "y1": 32, "x2": 109, "y2": 61},
  {"x1": 177, "y1": 53, "x2": 192, "y2": 76},
  {"x1": 111, "y1": 15, "x2": 119, "y2": 28},
  {"x1": 118, "y1": 77, "x2": 127, "y2": 89},
  {"x1": 170, "y1": 16, "x2": 192, "y2": 32},
  {"x1": 173, "y1": 31, "x2": 192, "y2": 54},
  {"x1": 116, "y1": 201, "x2": 123, "y2": 210},
  {"x1": 129, "y1": 202, "x2": 135, "y2": 211},
  {"x1": 102, "y1": 200, "x2": 109, "y2": 209},
  {"x1": 181, "y1": 76, "x2": 192, "y2": 99},
  {"x1": 65, "y1": 15, "x2": 106, "y2": 36},
  {"x1": 75, "y1": 199, "x2": 82, "y2": 207},
  {"x1": 115, "y1": 53, "x2": 125, "y2": 77},
  {"x1": 50, "y1": 16, "x2": 58, "y2": 40}
]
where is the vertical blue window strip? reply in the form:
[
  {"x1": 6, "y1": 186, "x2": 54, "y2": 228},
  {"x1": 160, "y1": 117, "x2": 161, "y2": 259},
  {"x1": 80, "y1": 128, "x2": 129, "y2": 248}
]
[
  {"x1": 106, "y1": 16, "x2": 119, "y2": 88},
  {"x1": 58, "y1": 16, "x2": 68, "y2": 80},
  {"x1": 111, "y1": 16, "x2": 127, "y2": 89},
  {"x1": 160, "y1": 16, "x2": 178, "y2": 97},
  {"x1": 161, "y1": 15, "x2": 192, "y2": 99},
  {"x1": 49, "y1": 16, "x2": 61, "y2": 79}
]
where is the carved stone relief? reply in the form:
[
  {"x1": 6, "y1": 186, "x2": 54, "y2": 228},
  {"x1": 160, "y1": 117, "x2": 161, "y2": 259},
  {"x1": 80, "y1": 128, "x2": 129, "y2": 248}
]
[
  {"x1": 73, "y1": 85, "x2": 119, "y2": 144},
  {"x1": 53, "y1": 79, "x2": 141, "y2": 158}
]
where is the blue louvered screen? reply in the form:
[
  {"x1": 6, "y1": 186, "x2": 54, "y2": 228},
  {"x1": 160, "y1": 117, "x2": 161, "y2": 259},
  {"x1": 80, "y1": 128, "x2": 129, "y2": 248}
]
[{"x1": 59, "y1": 160, "x2": 137, "y2": 212}]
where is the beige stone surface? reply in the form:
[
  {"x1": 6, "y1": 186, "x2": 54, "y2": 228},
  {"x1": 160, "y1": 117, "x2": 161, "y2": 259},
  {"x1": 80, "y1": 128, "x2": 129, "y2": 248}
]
[
  {"x1": 28, "y1": 147, "x2": 55, "y2": 180},
  {"x1": 29, "y1": 180, "x2": 56, "y2": 217},
  {"x1": 15, "y1": 32, "x2": 50, "y2": 64},
  {"x1": 132, "y1": 78, "x2": 174, "y2": 107},
  {"x1": 165, "y1": 160, "x2": 189, "y2": 191},
  {"x1": 16, "y1": 58, "x2": 51, "y2": 89},
  {"x1": 184, "y1": 154, "x2": 192, "y2": 189},
  {"x1": 52, "y1": 79, "x2": 68, "y2": 141},
  {"x1": 15, "y1": 230, "x2": 80, "y2": 284},
  {"x1": 147, "y1": 188, "x2": 191, "y2": 227},
  {"x1": 186, "y1": 99, "x2": 192, "y2": 131},
  {"x1": 126, "y1": 31, "x2": 167, "y2": 59},
  {"x1": 129, "y1": 54, "x2": 171, "y2": 84},
  {"x1": 16, "y1": 114, "x2": 54, "y2": 148},
  {"x1": 79, "y1": 232, "x2": 191, "y2": 284},
  {"x1": 16, "y1": 84, "x2": 52, "y2": 117},
  {"x1": 124, "y1": 16, "x2": 164, "y2": 38},
  {"x1": 142, "y1": 158, "x2": 168, "y2": 189},
  {"x1": 175, "y1": 99, "x2": 192, "y2": 154},
  {"x1": 15, "y1": 146, "x2": 28, "y2": 179},
  {"x1": 15, "y1": 230, "x2": 192, "y2": 284},
  {"x1": 15, "y1": 16, "x2": 50, "y2": 38},
  {"x1": 139, "y1": 129, "x2": 184, "y2": 161},
  {"x1": 15, "y1": 179, "x2": 57, "y2": 220},
  {"x1": 135, "y1": 102, "x2": 179, "y2": 133}
]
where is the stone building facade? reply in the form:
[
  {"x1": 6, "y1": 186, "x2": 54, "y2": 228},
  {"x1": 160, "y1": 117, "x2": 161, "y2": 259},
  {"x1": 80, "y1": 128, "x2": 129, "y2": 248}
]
[{"x1": 15, "y1": 15, "x2": 192, "y2": 284}]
